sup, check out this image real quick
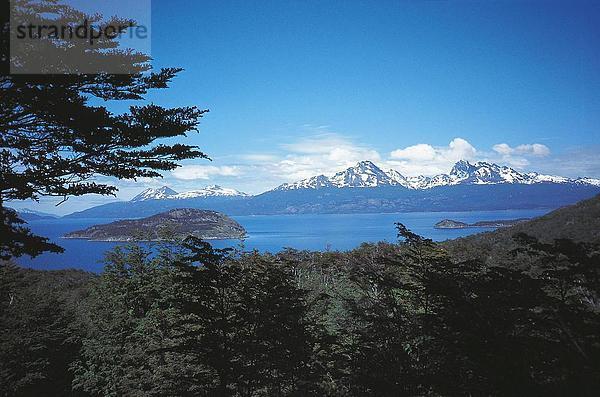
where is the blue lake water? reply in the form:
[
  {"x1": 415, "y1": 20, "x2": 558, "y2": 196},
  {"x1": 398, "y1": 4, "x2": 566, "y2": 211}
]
[{"x1": 16, "y1": 209, "x2": 551, "y2": 272}]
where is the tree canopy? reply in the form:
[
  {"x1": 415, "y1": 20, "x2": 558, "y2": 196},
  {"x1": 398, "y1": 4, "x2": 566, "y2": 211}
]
[
  {"x1": 2, "y1": 226, "x2": 599, "y2": 395},
  {"x1": 1, "y1": 0, "x2": 208, "y2": 259}
]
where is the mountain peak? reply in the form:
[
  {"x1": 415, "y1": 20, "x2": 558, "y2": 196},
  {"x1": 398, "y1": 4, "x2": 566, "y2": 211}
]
[
  {"x1": 172, "y1": 185, "x2": 248, "y2": 199},
  {"x1": 131, "y1": 185, "x2": 248, "y2": 201},
  {"x1": 272, "y1": 159, "x2": 600, "y2": 191},
  {"x1": 131, "y1": 186, "x2": 178, "y2": 202},
  {"x1": 275, "y1": 175, "x2": 333, "y2": 191},
  {"x1": 330, "y1": 161, "x2": 392, "y2": 188},
  {"x1": 450, "y1": 160, "x2": 476, "y2": 176},
  {"x1": 355, "y1": 160, "x2": 378, "y2": 168}
]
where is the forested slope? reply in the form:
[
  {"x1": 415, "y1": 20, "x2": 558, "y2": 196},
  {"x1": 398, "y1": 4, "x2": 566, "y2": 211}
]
[
  {"x1": 445, "y1": 194, "x2": 600, "y2": 263},
  {"x1": 3, "y1": 219, "x2": 599, "y2": 395}
]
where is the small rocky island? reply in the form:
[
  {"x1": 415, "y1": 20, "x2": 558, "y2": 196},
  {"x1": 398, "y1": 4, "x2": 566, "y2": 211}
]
[
  {"x1": 64, "y1": 208, "x2": 246, "y2": 241},
  {"x1": 434, "y1": 218, "x2": 529, "y2": 229}
]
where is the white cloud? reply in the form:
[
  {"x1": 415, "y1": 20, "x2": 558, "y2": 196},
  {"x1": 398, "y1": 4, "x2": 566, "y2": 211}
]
[
  {"x1": 282, "y1": 134, "x2": 379, "y2": 158},
  {"x1": 171, "y1": 165, "x2": 242, "y2": 180},
  {"x1": 448, "y1": 137, "x2": 478, "y2": 160},
  {"x1": 387, "y1": 138, "x2": 477, "y2": 176},
  {"x1": 273, "y1": 133, "x2": 381, "y2": 181},
  {"x1": 390, "y1": 143, "x2": 436, "y2": 161},
  {"x1": 387, "y1": 138, "x2": 553, "y2": 176},
  {"x1": 490, "y1": 142, "x2": 550, "y2": 169},
  {"x1": 530, "y1": 146, "x2": 600, "y2": 178},
  {"x1": 493, "y1": 143, "x2": 550, "y2": 157},
  {"x1": 519, "y1": 143, "x2": 551, "y2": 157},
  {"x1": 240, "y1": 154, "x2": 279, "y2": 162},
  {"x1": 492, "y1": 143, "x2": 513, "y2": 155},
  {"x1": 158, "y1": 133, "x2": 383, "y2": 192},
  {"x1": 132, "y1": 134, "x2": 561, "y2": 196},
  {"x1": 195, "y1": 133, "x2": 384, "y2": 193},
  {"x1": 498, "y1": 156, "x2": 530, "y2": 168}
]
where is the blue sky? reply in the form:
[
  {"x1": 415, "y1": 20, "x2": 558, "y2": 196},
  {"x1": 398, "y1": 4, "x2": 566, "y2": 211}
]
[{"x1": 13, "y1": 0, "x2": 600, "y2": 214}]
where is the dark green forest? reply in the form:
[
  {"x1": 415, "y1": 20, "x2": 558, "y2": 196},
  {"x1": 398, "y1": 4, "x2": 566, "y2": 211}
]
[
  {"x1": 2, "y1": 212, "x2": 599, "y2": 396},
  {"x1": 2, "y1": 2, "x2": 599, "y2": 395}
]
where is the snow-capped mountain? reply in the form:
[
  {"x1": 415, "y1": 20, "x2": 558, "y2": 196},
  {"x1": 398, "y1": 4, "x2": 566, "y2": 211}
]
[
  {"x1": 277, "y1": 161, "x2": 399, "y2": 190},
  {"x1": 329, "y1": 161, "x2": 395, "y2": 188},
  {"x1": 130, "y1": 185, "x2": 248, "y2": 202},
  {"x1": 273, "y1": 160, "x2": 600, "y2": 191},
  {"x1": 67, "y1": 160, "x2": 600, "y2": 218},
  {"x1": 440, "y1": 161, "x2": 600, "y2": 187},
  {"x1": 447, "y1": 160, "x2": 532, "y2": 185},
  {"x1": 131, "y1": 186, "x2": 178, "y2": 202},
  {"x1": 171, "y1": 185, "x2": 249, "y2": 199},
  {"x1": 276, "y1": 175, "x2": 334, "y2": 190}
]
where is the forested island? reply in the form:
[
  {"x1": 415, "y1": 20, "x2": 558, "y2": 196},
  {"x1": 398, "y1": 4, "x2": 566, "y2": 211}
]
[
  {"x1": 63, "y1": 208, "x2": 246, "y2": 241},
  {"x1": 434, "y1": 218, "x2": 529, "y2": 229}
]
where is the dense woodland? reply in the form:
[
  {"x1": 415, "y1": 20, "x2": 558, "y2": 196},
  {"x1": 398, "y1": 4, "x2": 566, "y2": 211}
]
[
  {"x1": 2, "y1": 198, "x2": 600, "y2": 396},
  {"x1": 2, "y1": 2, "x2": 599, "y2": 395}
]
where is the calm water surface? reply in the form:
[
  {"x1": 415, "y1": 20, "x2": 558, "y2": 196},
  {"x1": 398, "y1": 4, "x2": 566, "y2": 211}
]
[{"x1": 16, "y1": 209, "x2": 550, "y2": 272}]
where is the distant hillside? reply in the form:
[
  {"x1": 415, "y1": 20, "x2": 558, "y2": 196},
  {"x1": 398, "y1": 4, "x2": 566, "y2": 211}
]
[
  {"x1": 9, "y1": 208, "x2": 58, "y2": 221},
  {"x1": 63, "y1": 159, "x2": 600, "y2": 218},
  {"x1": 64, "y1": 195, "x2": 251, "y2": 219},
  {"x1": 64, "y1": 183, "x2": 600, "y2": 218},
  {"x1": 445, "y1": 194, "x2": 600, "y2": 262},
  {"x1": 18, "y1": 212, "x2": 56, "y2": 221},
  {"x1": 64, "y1": 208, "x2": 246, "y2": 241}
]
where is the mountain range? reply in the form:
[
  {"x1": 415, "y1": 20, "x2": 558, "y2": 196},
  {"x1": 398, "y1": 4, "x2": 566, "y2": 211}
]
[
  {"x1": 274, "y1": 160, "x2": 600, "y2": 191},
  {"x1": 62, "y1": 160, "x2": 600, "y2": 218},
  {"x1": 8, "y1": 207, "x2": 59, "y2": 221},
  {"x1": 131, "y1": 185, "x2": 248, "y2": 202}
]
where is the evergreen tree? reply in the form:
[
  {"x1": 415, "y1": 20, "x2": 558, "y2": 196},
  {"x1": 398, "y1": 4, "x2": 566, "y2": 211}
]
[
  {"x1": 1, "y1": 0, "x2": 208, "y2": 258},
  {"x1": 171, "y1": 238, "x2": 325, "y2": 395},
  {"x1": 341, "y1": 225, "x2": 428, "y2": 395},
  {"x1": 4, "y1": 223, "x2": 600, "y2": 396},
  {"x1": 234, "y1": 252, "x2": 322, "y2": 395},
  {"x1": 74, "y1": 238, "x2": 327, "y2": 396},
  {"x1": 0, "y1": 263, "x2": 87, "y2": 396},
  {"x1": 72, "y1": 244, "x2": 192, "y2": 396}
]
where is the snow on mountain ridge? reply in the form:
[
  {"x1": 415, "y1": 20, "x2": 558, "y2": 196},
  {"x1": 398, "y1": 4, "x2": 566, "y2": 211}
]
[
  {"x1": 329, "y1": 160, "x2": 395, "y2": 188},
  {"x1": 130, "y1": 185, "x2": 247, "y2": 201},
  {"x1": 273, "y1": 160, "x2": 600, "y2": 191},
  {"x1": 276, "y1": 175, "x2": 333, "y2": 190},
  {"x1": 571, "y1": 177, "x2": 600, "y2": 187},
  {"x1": 386, "y1": 169, "x2": 412, "y2": 188},
  {"x1": 130, "y1": 162, "x2": 600, "y2": 198},
  {"x1": 131, "y1": 186, "x2": 178, "y2": 202},
  {"x1": 171, "y1": 185, "x2": 249, "y2": 199}
]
